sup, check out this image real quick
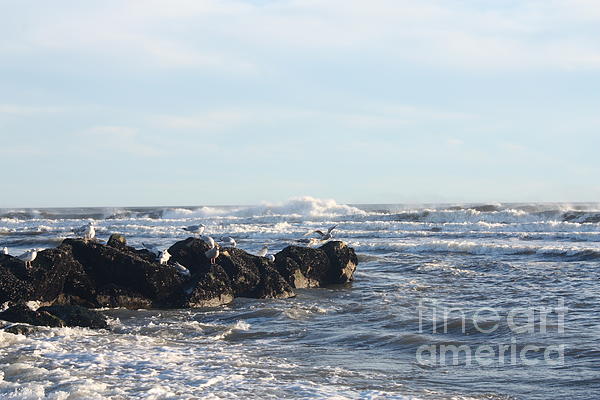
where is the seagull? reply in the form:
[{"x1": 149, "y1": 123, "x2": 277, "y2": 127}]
[
  {"x1": 305, "y1": 224, "x2": 337, "y2": 241},
  {"x1": 2, "y1": 247, "x2": 8, "y2": 255},
  {"x1": 182, "y1": 224, "x2": 205, "y2": 236},
  {"x1": 79, "y1": 222, "x2": 95, "y2": 241},
  {"x1": 173, "y1": 262, "x2": 191, "y2": 277},
  {"x1": 200, "y1": 235, "x2": 215, "y2": 248},
  {"x1": 158, "y1": 249, "x2": 171, "y2": 265},
  {"x1": 295, "y1": 238, "x2": 321, "y2": 247},
  {"x1": 267, "y1": 254, "x2": 275, "y2": 262},
  {"x1": 205, "y1": 244, "x2": 220, "y2": 265},
  {"x1": 18, "y1": 249, "x2": 37, "y2": 268},
  {"x1": 256, "y1": 245, "x2": 268, "y2": 257},
  {"x1": 220, "y1": 237, "x2": 236, "y2": 247}
]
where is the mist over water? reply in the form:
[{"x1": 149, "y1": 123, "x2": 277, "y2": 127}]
[{"x1": 1, "y1": 197, "x2": 599, "y2": 399}]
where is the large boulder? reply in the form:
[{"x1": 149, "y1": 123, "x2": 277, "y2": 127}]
[
  {"x1": 0, "y1": 256, "x2": 34, "y2": 304},
  {"x1": 0, "y1": 304, "x2": 64, "y2": 327},
  {"x1": 38, "y1": 305, "x2": 108, "y2": 329},
  {"x1": 168, "y1": 239, "x2": 295, "y2": 300},
  {"x1": 33, "y1": 247, "x2": 95, "y2": 305},
  {"x1": 167, "y1": 237, "x2": 213, "y2": 274},
  {"x1": 62, "y1": 239, "x2": 185, "y2": 307},
  {"x1": 215, "y1": 247, "x2": 294, "y2": 299},
  {"x1": 95, "y1": 284, "x2": 153, "y2": 309},
  {"x1": 175, "y1": 265, "x2": 234, "y2": 308},
  {"x1": 274, "y1": 246, "x2": 331, "y2": 288},
  {"x1": 274, "y1": 241, "x2": 358, "y2": 288},
  {"x1": 319, "y1": 241, "x2": 358, "y2": 284}
]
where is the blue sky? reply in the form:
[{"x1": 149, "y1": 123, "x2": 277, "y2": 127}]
[{"x1": 1, "y1": 0, "x2": 599, "y2": 207}]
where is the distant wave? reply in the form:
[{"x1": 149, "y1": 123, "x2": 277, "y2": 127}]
[
  {"x1": 353, "y1": 239, "x2": 600, "y2": 260},
  {"x1": 2, "y1": 200, "x2": 600, "y2": 224},
  {"x1": 161, "y1": 197, "x2": 367, "y2": 219}
]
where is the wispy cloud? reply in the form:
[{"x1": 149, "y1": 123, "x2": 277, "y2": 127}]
[{"x1": 2, "y1": 0, "x2": 600, "y2": 71}]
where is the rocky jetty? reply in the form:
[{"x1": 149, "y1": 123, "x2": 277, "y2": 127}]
[{"x1": 0, "y1": 236, "x2": 358, "y2": 329}]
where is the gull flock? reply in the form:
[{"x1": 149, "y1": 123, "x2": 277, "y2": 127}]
[{"x1": 2, "y1": 222, "x2": 339, "y2": 277}]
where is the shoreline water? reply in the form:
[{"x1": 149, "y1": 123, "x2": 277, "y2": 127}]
[{"x1": 1, "y1": 198, "x2": 599, "y2": 399}]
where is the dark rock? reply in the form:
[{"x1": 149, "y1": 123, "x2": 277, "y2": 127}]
[
  {"x1": 274, "y1": 241, "x2": 358, "y2": 288},
  {"x1": 38, "y1": 305, "x2": 108, "y2": 329},
  {"x1": 274, "y1": 246, "x2": 331, "y2": 288},
  {"x1": 107, "y1": 233, "x2": 127, "y2": 249},
  {"x1": 218, "y1": 247, "x2": 295, "y2": 299},
  {"x1": 63, "y1": 239, "x2": 185, "y2": 307},
  {"x1": 167, "y1": 238, "x2": 213, "y2": 274},
  {"x1": 176, "y1": 265, "x2": 234, "y2": 308},
  {"x1": 0, "y1": 304, "x2": 64, "y2": 327},
  {"x1": 3, "y1": 324, "x2": 39, "y2": 335},
  {"x1": 0, "y1": 259, "x2": 34, "y2": 304},
  {"x1": 319, "y1": 241, "x2": 358, "y2": 284},
  {"x1": 95, "y1": 284, "x2": 153, "y2": 309}
]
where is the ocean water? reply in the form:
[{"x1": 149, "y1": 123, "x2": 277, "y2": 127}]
[{"x1": 1, "y1": 197, "x2": 599, "y2": 399}]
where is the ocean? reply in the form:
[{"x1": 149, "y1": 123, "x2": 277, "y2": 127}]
[{"x1": 0, "y1": 197, "x2": 599, "y2": 399}]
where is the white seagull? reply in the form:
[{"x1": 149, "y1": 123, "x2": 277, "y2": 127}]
[
  {"x1": 182, "y1": 224, "x2": 206, "y2": 236},
  {"x1": 295, "y1": 237, "x2": 321, "y2": 247},
  {"x1": 220, "y1": 237, "x2": 236, "y2": 247},
  {"x1": 173, "y1": 262, "x2": 191, "y2": 277},
  {"x1": 158, "y1": 249, "x2": 171, "y2": 265},
  {"x1": 256, "y1": 245, "x2": 268, "y2": 257},
  {"x1": 201, "y1": 235, "x2": 215, "y2": 248},
  {"x1": 81, "y1": 222, "x2": 95, "y2": 241},
  {"x1": 305, "y1": 224, "x2": 337, "y2": 241},
  {"x1": 2, "y1": 247, "x2": 8, "y2": 255},
  {"x1": 19, "y1": 249, "x2": 38, "y2": 268},
  {"x1": 205, "y1": 244, "x2": 220, "y2": 265}
]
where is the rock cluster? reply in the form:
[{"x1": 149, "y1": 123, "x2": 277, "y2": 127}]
[{"x1": 0, "y1": 236, "x2": 358, "y2": 329}]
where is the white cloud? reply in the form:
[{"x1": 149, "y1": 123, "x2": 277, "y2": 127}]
[{"x1": 1, "y1": 0, "x2": 600, "y2": 71}]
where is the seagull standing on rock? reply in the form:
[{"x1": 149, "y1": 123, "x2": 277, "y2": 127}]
[
  {"x1": 19, "y1": 249, "x2": 37, "y2": 268},
  {"x1": 256, "y1": 245, "x2": 268, "y2": 257},
  {"x1": 205, "y1": 243, "x2": 220, "y2": 265},
  {"x1": 220, "y1": 237, "x2": 236, "y2": 247},
  {"x1": 182, "y1": 224, "x2": 205, "y2": 237},
  {"x1": 201, "y1": 235, "x2": 215, "y2": 248},
  {"x1": 2, "y1": 247, "x2": 8, "y2": 255},
  {"x1": 82, "y1": 222, "x2": 95, "y2": 242},
  {"x1": 158, "y1": 249, "x2": 171, "y2": 265}
]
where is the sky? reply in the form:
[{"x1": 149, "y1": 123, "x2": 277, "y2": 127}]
[{"x1": 1, "y1": 0, "x2": 599, "y2": 207}]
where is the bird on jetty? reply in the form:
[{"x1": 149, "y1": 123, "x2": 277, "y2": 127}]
[
  {"x1": 142, "y1": 243, "x2": 171, "y2": 264},
  {"x1": 201, "y1": 235, "x2": 215, "y2": 248},
  {"x1": 256, "y1": 245, "x2": 268, "y2": 257},
  {"x1": 19, "y1": 249, "x2": 37, "y2": 268},
  {"x1": 305, "y1": 224, "x2": 337, "y2": 241},
  {"x1": 220, "y1": 237, "x2": 236, "y2": 247},
  {"x1": 205, "y1": 244, "x2": 220, "y2": 265},
  {"x1": 182, "y1": 224, "x2": 205, "y2": 237},
  {"x1": 158, "y1": 249, "x2": 171, "y2": 265},
  {"x1": 78, "y1": 222, "x2": 95, "y2": 242},
  {"x1": 173, "y1": 261, "x2": 191, "y2": 277},
  {"x1": 295, "y1": 237, "x2": 321, "y2": 247},
  {"x1": 2, "y1": 247, "x2": 8, "y2": 255},
  {"x1": 267, "y1": 254, "x2": 275, "y2": 262}
]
